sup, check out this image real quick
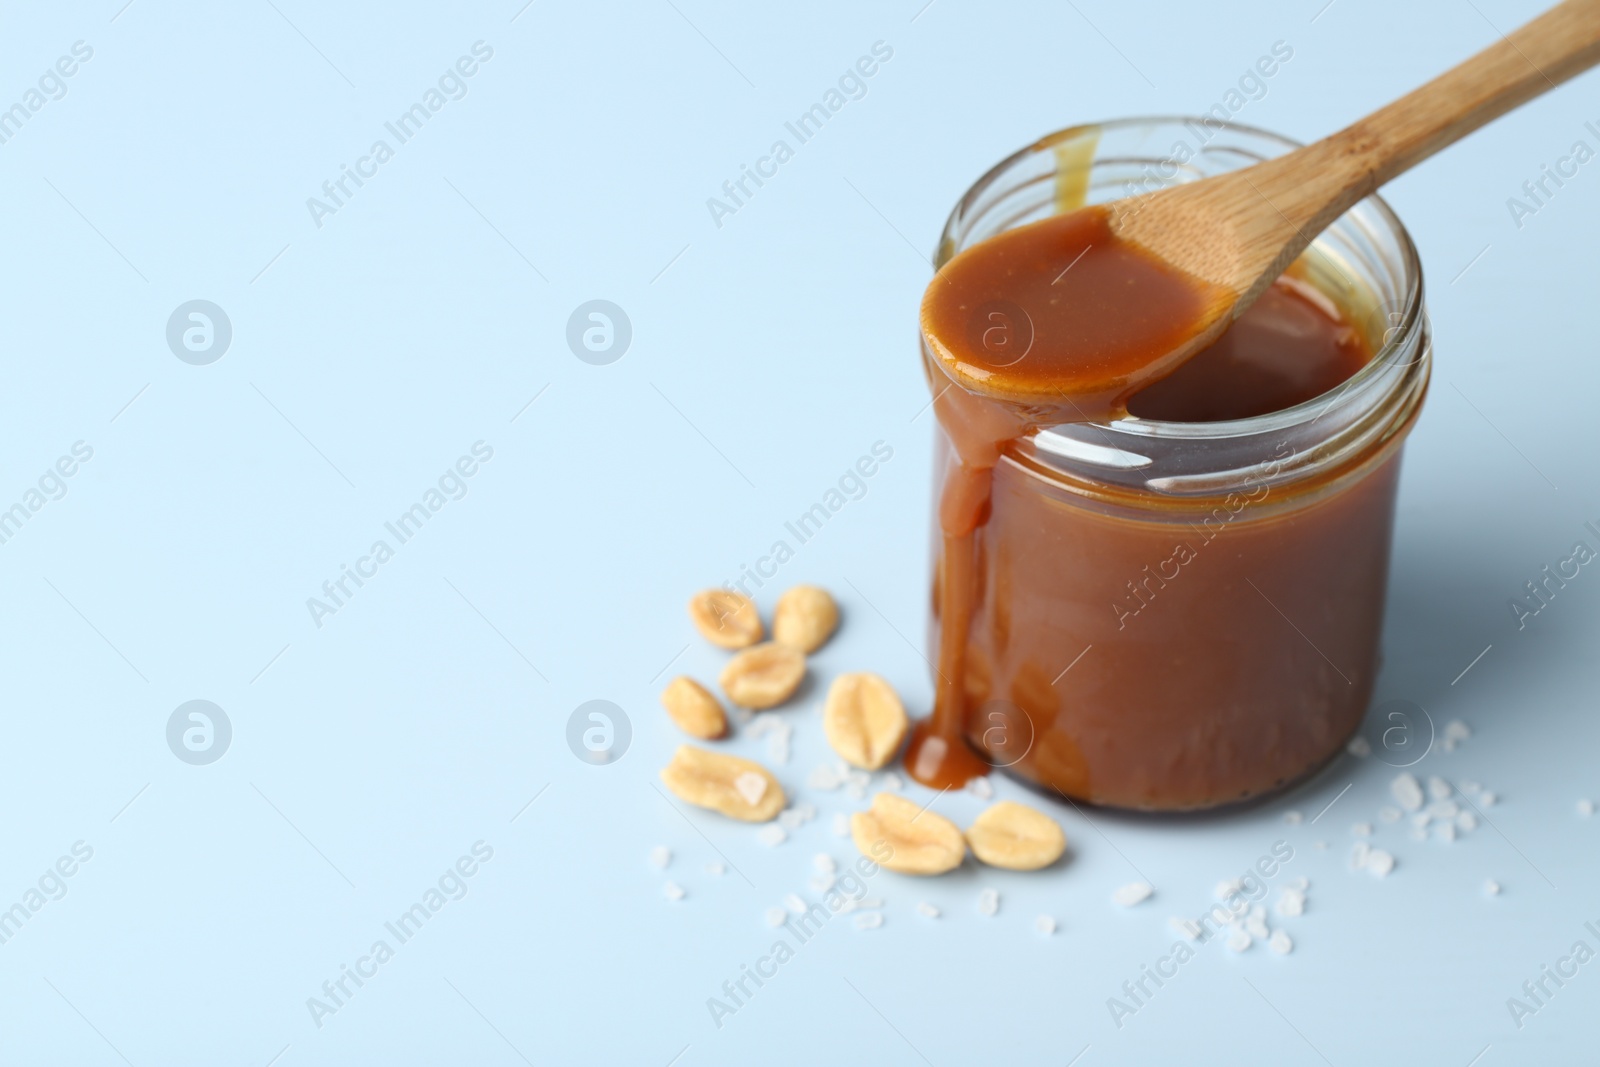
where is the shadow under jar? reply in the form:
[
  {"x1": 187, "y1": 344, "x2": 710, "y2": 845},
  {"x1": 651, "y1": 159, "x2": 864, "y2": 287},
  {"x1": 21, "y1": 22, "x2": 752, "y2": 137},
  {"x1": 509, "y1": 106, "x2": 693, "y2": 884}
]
[{"x1": 919, "y1": 118, "x2": 1431, "y2": 812}]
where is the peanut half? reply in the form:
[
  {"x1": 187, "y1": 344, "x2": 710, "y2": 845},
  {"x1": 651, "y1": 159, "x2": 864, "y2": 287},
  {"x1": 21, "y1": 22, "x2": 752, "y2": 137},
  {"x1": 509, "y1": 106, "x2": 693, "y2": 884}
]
[
  {"x1": 718, "y1": 642, "x2": 806, "y2": 709},
  {"x1": 966, "y1": 800, "x2": 1066, "y2": 871},
  {"x1": 660, "y1": 676, "x2": 727, "y2": 739},
  {"x1": 851, "y1": 792, "x2": 965, "y2": 875},
  {"x1": 823, "y1": 672, "x2": 908, "y2": 770},
  {"x1": 688, "y1": 589, "x2": 762, "y2": 650},
  {"x1": 660, "y1": 745, "x2": 785, "y2": 822},
  {"x1": 772, "y1": 585, "x2": 839, "y2": 653}
]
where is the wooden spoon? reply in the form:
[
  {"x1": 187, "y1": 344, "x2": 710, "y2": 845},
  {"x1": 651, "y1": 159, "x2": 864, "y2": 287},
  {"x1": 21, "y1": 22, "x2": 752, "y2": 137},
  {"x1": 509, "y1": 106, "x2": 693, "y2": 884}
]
[
  {"x1": 1113, "y1": 0, "x2": 1600, "y2": 367},
  {"x1": 1116, "y1": 0, "x2": 1600, "y2": 370}
]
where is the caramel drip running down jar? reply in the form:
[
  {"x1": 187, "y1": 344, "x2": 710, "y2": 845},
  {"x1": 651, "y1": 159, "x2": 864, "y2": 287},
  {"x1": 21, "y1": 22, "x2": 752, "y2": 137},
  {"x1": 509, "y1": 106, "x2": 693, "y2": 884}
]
[{"x1": 915, "y1": 118, "x2": 1431, "y2": 811}]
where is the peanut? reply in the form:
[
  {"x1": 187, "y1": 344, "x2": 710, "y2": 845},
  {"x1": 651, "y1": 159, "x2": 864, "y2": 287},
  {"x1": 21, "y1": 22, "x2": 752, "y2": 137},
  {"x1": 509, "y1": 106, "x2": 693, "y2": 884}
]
[
  {"x1": 718, "y1": 642, "x2": 806, "y2": 709},
  {"x1": 823, "y1": 672, "x2": 908, "y2": 770},
  {"x1": 773, "y1": 585, "x2": 839, "y2": 653},
  {"x1": 660, "y1": 676, "x2": 727, "y2": 739},
  {"x1": 660, "y1": 745, "x2": 785, "y2": 822},
  {"x1": 850, "y1": 792, "x2": 964, "y2": 875},
  {"x1": 966, "y1": 801, "x2": 1066, "y2": 871},
  {"x1": 688, "y1": 589, "x2": 762, "y2": 649}
]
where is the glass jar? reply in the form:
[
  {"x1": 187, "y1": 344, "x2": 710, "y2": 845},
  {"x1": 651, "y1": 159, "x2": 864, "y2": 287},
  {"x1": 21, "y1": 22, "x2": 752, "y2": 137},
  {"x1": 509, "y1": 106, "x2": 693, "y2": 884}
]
[{"x1": 924, "y1": 117, "x2": 1430, "y2": 811}]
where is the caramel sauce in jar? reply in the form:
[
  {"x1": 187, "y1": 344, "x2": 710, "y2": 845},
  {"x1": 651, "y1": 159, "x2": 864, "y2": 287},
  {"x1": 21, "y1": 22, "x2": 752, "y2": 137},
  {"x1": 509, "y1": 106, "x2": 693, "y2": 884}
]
[{"x1": 908, "y1": 120, "x2": 1430, "y2": 809}]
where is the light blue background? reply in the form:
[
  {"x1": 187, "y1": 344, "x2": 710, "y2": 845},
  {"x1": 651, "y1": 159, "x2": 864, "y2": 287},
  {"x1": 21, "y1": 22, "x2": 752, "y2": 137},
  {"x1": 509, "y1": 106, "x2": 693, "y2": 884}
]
[{"x1": 0, "y1": 0, "x2": 1596, "y2": 1063}]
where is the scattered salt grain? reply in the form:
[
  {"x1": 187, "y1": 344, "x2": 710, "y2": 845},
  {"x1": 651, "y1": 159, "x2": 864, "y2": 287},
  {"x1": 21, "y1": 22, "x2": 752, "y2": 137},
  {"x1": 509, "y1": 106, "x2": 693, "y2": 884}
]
[
  {"x1": 1215, "y1": 878, "x2": 1243, "y2": 900},
  {"x1": 1350, "y1": 841, "x2": 1371, "y2": 869},
  {"x1": 1437, "y1": 823, "x2": 1456, "y2": 843},
  {"x1": 844, "y1": 771, "x2": 870, "y2": 801},
  {"x1": 1460, "y1": 780, "x2": 1481, "y2": 794},
  {"x1": 1412, "y1": 811, "x2": 1433, "y2": 830},
  {"x1": 779, "y1": 809, "x2": 806, "y2": 830},
  {"x1": 856, "y1": 897, "x2": 884, "y2": 909},
  {"x1": 1480, "y1": 791, "x2": 1497, "y2": 808},
  {"x1": 916, "y1": 902, "x2": 941, "y2": 919},
  {"x1": 966, "y1": 776, "x2": 995, "y2": 800},
  {"x1": 1379, "y1": 806, "x2": 1401, "y2": 823},
  {"x1": 1226, "y1": 928, "x2": 1252, "y2": 952},
  {"x1": 1035, "y1": 915, "x2": 1057, "y2": 936},
  {"x1": 765, "y1": 906, "x2": 787, "y2": 926},
  {"x1": 809, "y1": 873, "x2": 836, "y2": 893},
  {"x1": 1444, "y1": 719, "x2": 1471, "y2": 742},
  {"x1": 1428, "y1": 800, "x2": 1459, "y2": 820},
  {"x1": 649, "y1": 846, "x2": 671, "y2": 869},
  {"x1": 1428, "y1": 776, "x2": 1452, "y2": 801},
  {"x1": 1410, "y1": 826, "x2": 1428, "y2": 841},
  {"x1": 833, "y1": 813, "x2": 851, "y2": 837},
  {"x1": 814, "y1": 853, "x2": 837, "y2": 874},
  {"x1": 1484, "y1": 879, "x2": 1501, "y2": 896},
  {"x1": 1283, "y1": 810, "x2": 1304, "y2": 825},
  {"x1": 1288, "y1": 876, "x2": 1311, "y2": 892},
  {"x1": 784, "y1": 893, "x2": 808, "y2": 914},
  {"x1": 664, "y1": 881, "x2": 685, "y2": 901},
  {"x1": 1314, "y1": 840, "x2": 1328, "y2": 850},
  {"x1": 978, "y1": 888, "x2": 1000, "y2": 917},
  {"x1": 734, "y1": 772, "x2": 769, "y2": 806},
  {"x1": 1579, "y1": 799, "x2": 1595, "y2": 817},
  {"x1": 854, "y1": 912, "x2": 884, "y2": 930},
  {"x1": 1170, "y1": 916, "x2": 1202, "y2": 940},
  {"x1": 1275, "y1": 889, "x2": 1305, "y2": 917},
  {"x1": 1366, "y1": 849, "x2": 1396, "y2": 877},
  {"x1": 877, "y1": 772, "x2": 904, "y2": 792},
  {"x1": 1269, "y1": 929, "x2": 1294, "y2": 955},
  {"x1": 1391, "y1": 773, "x2": 1425, "y2": 812},
  {"x1": 767, "y1": 721, "x2": 793, "y2": 764},
  {"x1": 1246, "y1": 906, "x2": 1270, "y2": 940},
  {"x1": 757, "y1": 825, "x2": 788, "y2": 847},
  {"x1": 706, "y1": 861, "x2": 725, "y2": 876},
  {"x1": 1456, "y1": 811, "x2": 1477, "y2": 831},
  {"x1": 1352, "y1": 822, "x2": 1373, "y2": 838},
  {"x1": 1347, "y1": 736, "x2": 1372, "y2": 758},
  {"x1": 1112, "y1": 882, "x2": 1154, "y2": 907},
  {"x1": 809, "y1": 764, "x2": 843, "y2": 791}
]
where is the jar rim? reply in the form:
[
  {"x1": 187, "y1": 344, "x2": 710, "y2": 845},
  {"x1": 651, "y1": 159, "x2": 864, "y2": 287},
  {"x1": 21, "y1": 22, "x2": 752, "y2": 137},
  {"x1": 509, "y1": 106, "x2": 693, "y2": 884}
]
[{"x1": 935, "y1": 115, "x2": 1427, "y2": 443}]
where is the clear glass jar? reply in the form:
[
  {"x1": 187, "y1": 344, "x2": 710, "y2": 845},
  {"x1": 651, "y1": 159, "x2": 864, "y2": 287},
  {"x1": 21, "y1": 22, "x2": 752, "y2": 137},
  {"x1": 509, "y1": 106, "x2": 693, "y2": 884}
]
[{"x1": 925, "y1": 117, "x2": 1430, "y2": 811}]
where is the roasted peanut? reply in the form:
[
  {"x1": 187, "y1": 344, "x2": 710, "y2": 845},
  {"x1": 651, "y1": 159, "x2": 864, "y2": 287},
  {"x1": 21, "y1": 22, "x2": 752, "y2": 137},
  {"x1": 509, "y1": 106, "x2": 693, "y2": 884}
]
[
  {"x1": 660, "y1": 745, "x2": 785, "y2": 822},
  {"x1": 688, "y1": 589, "x2": 762, "y2": 649},
  {"x1": 719, "y1": 642, "x2": 805, "y2": 709},
  {"x1": 660, "y1": 676, "x2": 727, "y2": 739},
  {"x1": 773, "y1": 585, "x2": 839, "y2": 653},
  {"x1": 851, "y1": 792, "x2": 965, "y2": 875},
  {"x1": 966, "y1": 801, "x2": 1066, "y2": 871},
  {"x1": 823, "y1": 672, "x2": 908, "y2": 770}
]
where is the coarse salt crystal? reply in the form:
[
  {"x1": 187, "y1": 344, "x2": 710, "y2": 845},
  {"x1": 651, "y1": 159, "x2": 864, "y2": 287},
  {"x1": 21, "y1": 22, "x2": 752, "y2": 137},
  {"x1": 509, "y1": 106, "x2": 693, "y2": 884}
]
[
  {"x1": 1352, "y1": 822, "x2": 1373, "y2": 837},
  {"x1": 854, "y1": 912, "x2": 884, "y2": 930},
  {"x1": 1226, "y1": 928, "x2": 1252, "y2": 952},
  {"x1": 779, "y1": 809, "x2": 806, "y2": 830},
  {"x1": 1169, "y1": 916, "x2": 1202, "y2": 940},
  {"x1": 757, "y1": 825, "x2": 788, "y2": 847},
  {"x1": 1283, "y1": 810, "x2": 1304, "y2": 825},
  {"x1": 977, "y1": 888, "x2": 1000, "y2": 916},
  {"x1": 1411, "y1": 826, "x2": 1428, "y2": 841},
  {"x1": 1347, "y1": 736, "x2": 1372, "y2": 758},
  {"x1": 1444, "y1": 719, "x2": 1471, "y2": 741},
  {"x1": 706, "y1": 861, "x2": 725, "y2": 876},
  {"x1": 832, "y1": 813, "x2": 851, "y2": 837},
  {"x1": 1112, "y1": 882, "x2": 1154, "y2": 907},
  {"x1": 809, "y1": 764, "x2": 843, "y2": 790},
  {"x1": 765, "y1": 906, "x2": 787, "y2": 926},
  {"x1": 1367, "y1": 849, "x2": 1395, "y2": 877},
  {"x1": 878, "y1": 772, "x2": 904, "y2": 792},
  {"x1": 1215, "y1": 878, "x2": 1243, "y2": 900},
  {"x1": 1246, "y1": 907, "x2": 1270, "y2": 940},
  {"x1": 1379, "y1": 806, "x2": 1401, "y2": 823},
  {"x1": 649, "y1": 846, "x2": 671, "y2": 869},
  {"x1": 856, "y1": 897, "x2": 883, "y2": 909},
  {"x1": 1288, "y1": 876, "x2": 1310, "y2": 891},
  {"x1": 1412, "y1": 811, "x2": 1433, "y2": 829},
  {"x1": 1269, "y1": 929, "x2": 1294, "y2": 954},
  {"x1": 1391, "y1": 773, "x2": 1425, "y2": 812},
  {"x1": 1457, "y1": 811, "x2": 1478, "y2": 831},
  {"x1": 814, "y1": 853, "x2": 836, "y2": 874},
  {"x1": 966, "y1": 776, "x2": 995, "y2": 800},
  {"x1": 1428, "y1": 776, "x2": 1452, "y2": 801},
  {"x1": 1428, "y1": 800, "x2": 1459, "y2": 819},
  {"x1": 1438, "y1": 823, "x2": 1457, "y2": 843},
  {"x1": 1480, "y1": 791, "x2": 1497, "y2": 807},
  {"x1": 916, "y1": 901, "x2": 941, "y2": 919},
  {"x1": 1035, "y1": 915, "x2": 1057, "y2": 936},
  {"x1": 734, "y1": 772, "x2": 769, "y2": 806},
  {"x1": 1350, "y1": 841, "x2": 1371, "y2": 869},
  {"x1": 1579, "y1": 799, "x2": 1595, "y2": 817},
  {"x1": 809, "y1": 873, "x2": 836, "y2": 893},
  {"x1": 784, "y1": 893, "x2": 808, "y2": 914},
  {"x1": 664, "y1": 881, "x2": 685, "y2": 901},
  {"x1": 1275, "y1": 889, "x2": 1305, "y2": 917},
  {"x1": 1484, "y1": 879, "x2": 1501, "y2": 896},
  {"x1": 1460, "y1": 780, "x2": 1481, "y2": 794}
]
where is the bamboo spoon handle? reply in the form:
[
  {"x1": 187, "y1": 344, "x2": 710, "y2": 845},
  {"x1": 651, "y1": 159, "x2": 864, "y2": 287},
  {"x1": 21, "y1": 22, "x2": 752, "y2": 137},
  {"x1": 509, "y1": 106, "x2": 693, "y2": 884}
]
[{"x1": 1120, "y1": 0, "x2": 1600, "y2": 305}]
